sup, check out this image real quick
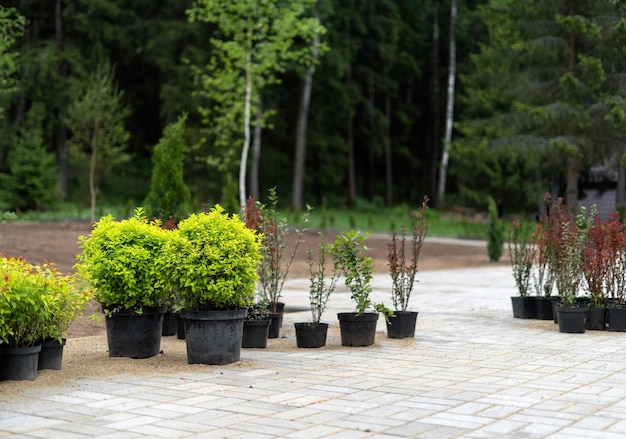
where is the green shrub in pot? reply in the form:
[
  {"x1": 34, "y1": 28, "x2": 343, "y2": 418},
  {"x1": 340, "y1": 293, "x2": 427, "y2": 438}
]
[
  {"x1": 77, "y1": 207, "x2": 172, "y2": 314},
  {"x1": 166, "y1": 205, "x2": 262, "y2": 311}
]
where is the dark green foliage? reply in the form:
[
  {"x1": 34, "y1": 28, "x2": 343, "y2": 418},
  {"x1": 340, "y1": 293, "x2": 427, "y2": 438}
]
[
  {"x1": 0, "y1": 103, "x2": 58, "y2": 211},
  {"x1": 144, "y1": 113, "x2": 192, "y2": 220},
  {"x1": 486, "y1": 196, "x2": 504, "y2": 262}
]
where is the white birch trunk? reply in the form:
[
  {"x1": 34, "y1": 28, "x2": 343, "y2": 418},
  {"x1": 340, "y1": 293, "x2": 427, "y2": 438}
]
[
  {"x1": 240, "y1": 50, "x2": 253, "y2": 209},
  {"x1": 437, "y1": 0, "x2": 457, "y2": 205}
]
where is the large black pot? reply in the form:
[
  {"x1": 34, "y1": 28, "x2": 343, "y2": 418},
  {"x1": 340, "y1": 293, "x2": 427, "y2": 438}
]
[
  {"x1": 104, "y1": 305, "x2": 166, "y2": 358},
  {"x1": 556, "y1": 305, "x2": 588, "y2": 334},
  {"x1": 242, "y1": 319, "x2": 271, "y2": 348},
  {"x1": 38, "y1": 338, "x2": 66, "y2": 370},
  {"x1": 0, "y1": 344, "x2": 41, "y2": 381},
  {"x1": 337, "y1": 312, "x2": 379, "y2": 347},
  {"x1": 511, "y1": 296, "x2": 535, "y2": 319},
  {"x1": 386, "y1": 311, "x2": 418, "y2": 339},
  {"x1": 294, "y1": 322, "x2": 329, "y2": 348},
  {"x1": 181, "y1": 309, "x2": 247, "y2": 365}
]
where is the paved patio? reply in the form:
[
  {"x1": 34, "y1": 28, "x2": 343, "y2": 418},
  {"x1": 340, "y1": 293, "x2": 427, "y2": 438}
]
[{"x1": 2, "y1": 265, "x2": 626, "y2": 438}]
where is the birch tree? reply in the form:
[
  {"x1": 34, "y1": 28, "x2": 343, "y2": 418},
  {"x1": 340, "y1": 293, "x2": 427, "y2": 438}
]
[{"x1": 188, "y1": 0, "x2": 325, "y2": 209}]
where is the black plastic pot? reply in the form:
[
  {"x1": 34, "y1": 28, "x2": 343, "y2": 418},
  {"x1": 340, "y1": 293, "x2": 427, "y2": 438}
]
[
  {"x1": 556, "y1": 305, "x2": 588, "y2": 333},
  {"x1": 0, "y1": 344, "x2": 41, "y2": 381},
  {"x1": 181, "y1": 309, "x2": 247, "y2": 365},
  {"x1": 162, "y1": 310, "x2": 177, "y2": 336},
  {"x1": 337, "y1": 312, "x2": 379, "y2": 347},
  {"x1": 294, "y1": 322, "x2": 329, "y2": 348},
  {"x1": 104, "y1": 305, "x2": 166, "y2": 358},
  {"x1": 607, "y1": 306, "x2": 626, "y2": 332},
  {"x1": 534, "y1": 297, "x2": 555, "y2": 320},
  {"x1": 586, "y1": 305, "x2": 606, "y2": 331},
  {"x1": 242, "y1": 319, "x2": 271, "y2": 348},
  {"x1": 386, "y1": 311, "x2": 418, "y2": 339},
  {"x1": 511, "y1": 296, "x2": 535, "y2": 319},
  {"x1": 176, "y1": 313, "x2": 186, "y2": 340},
  {"x1": 38, "y1": 338, "x2": 66, "y2": 370},
  {"x1": 267, "y1": 313, "x2": 283, "y2": 339}
]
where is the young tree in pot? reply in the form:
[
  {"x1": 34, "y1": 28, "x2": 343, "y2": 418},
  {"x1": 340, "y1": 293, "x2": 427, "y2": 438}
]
[
  {"x1": 294, "y1": 232, "x2": 340, "y2": 348},
  {"x1": 78, "y1": 208, "x2": 172, "y2": 358},
  {"x1": 531, "y1": 221, "x2": 557, "y2": 320},
  {"x1": 329, "y1": 230, "x2": 390, "y2": 347},
  {"x1": 242, "y1": 188, "x2": 310, "y2": 338},
  {"x1": 166, "y1": 205, "x2": 262, "y2": 364},
  {"x1": 507, "y1": 219, "x2": 536, "y2": 319},
  {"x1": 604, "y1": 214, "x2": 626, "y2": 331},
  {"x1": 386, "y1": 196, "x2": 429, "y2": 338}
]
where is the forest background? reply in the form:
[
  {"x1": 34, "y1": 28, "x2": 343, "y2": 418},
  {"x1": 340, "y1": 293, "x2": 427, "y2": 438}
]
[{"x1": 1, "y1": 0, "x2": 626, "y2": 223}]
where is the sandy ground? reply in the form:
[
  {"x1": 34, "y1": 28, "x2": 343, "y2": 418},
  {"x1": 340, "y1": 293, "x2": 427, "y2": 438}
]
[{"x1": 0, "y1": 220, "x2": 507, "y2": 394}]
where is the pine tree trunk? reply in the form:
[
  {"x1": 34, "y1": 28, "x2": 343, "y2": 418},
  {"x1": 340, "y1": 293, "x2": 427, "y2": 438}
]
[{"x1": 428, "y1": 0, "x2": 441, "y2": 202}]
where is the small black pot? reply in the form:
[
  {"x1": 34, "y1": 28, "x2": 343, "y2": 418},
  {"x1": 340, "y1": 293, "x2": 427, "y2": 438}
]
[
  {"x1": 607, "y1": 306, "x2": 626, "y2": 332},
  {"x1": 162, "y1": 310, "x2": 177, "y2": 336},
  {"x1": 337, "y1": 312, "x2": 378, "y2": 347},
  {"x1": 0, "y1": 345, "x2": 41, "y2": 381},
  {"x1": 267, "y1": 313, "x2": 283, "y2": 339},
  {"x1": 38, "y1": 338, "x2": 67, "y2": 370},
  {"x1": 176, "y1": 313, "x2": 186, "y2": 340},
  {"x1": 511, "y1": 296, "x2": 535, "y2": 319},
  {"x1": 586, "y1": 305, "x2": 606, "y2": 331},
  {"x1": 386, "y1": 311, "x2": 418, "y2": 339},
  {"x1": 242, "y1": 319, "x2": 271, "y2": 348},
  {"x1": 556, "y1": 305, "x2": 588, "y2": 334},
  {"x1": 294, "y1": 322, "x2": 329, "y2": 348},
  {"x1": 534, "y1": 297, "x2": 555, "y2": 320}
]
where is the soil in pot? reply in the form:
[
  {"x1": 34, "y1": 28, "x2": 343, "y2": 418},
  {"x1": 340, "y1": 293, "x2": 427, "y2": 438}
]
[
  {"x1": 337, "y1": 312, "x2": 379, "y2": 347},
  {"x1": 294, "y1": 322, "x2": 329, "y2": 348},
  {"x1": 0, "y1": 345, "x2": 42, "y2": 381},
  {"x1": 386, "y1": 311, "x2": 418, "y2": 339},
  {"x1": 104, "y1": 305, "x2": 166, "y2": 359},
  {"x1": 242, "y1": 319, "x2": 271, "y2": 348},
  {"x1": 38, "y1": 338, "x2": 67, "y2": 370}
]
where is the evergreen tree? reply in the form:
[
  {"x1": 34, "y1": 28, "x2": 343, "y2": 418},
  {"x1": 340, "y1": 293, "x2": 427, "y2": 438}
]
[
  {"x1": 144, "y1": 113, "x2": 192, "y2": 221},
  {"x1": 0, "y1": 103, "x2": 58, "y2": 211}
]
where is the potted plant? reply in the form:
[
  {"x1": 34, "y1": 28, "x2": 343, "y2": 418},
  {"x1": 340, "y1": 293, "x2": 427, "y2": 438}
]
[
  {"x1": 38, "y1": 262, "x2": 93, "y2": 370},
  {"x1": 294, "y1": 232, "x2": 340, "y2": 348},
  {"x1": 530, "y1": 221, "x2": 557, "y2": 320},
  {"x1": 386, "y1": 196, "x2": 429, "y2": 338},
  {"x1": 507, "y1": 219, "x2": 536, "y2": 319},
  {"x1": 166, "y1": 205, "x2": 262, "y2": 364},
  {"x1": 581, "y1": 215, "x2": 614, "y2": 330},
  {"x1": 0, "y1": 256, "x2": 91, "y2": 380},
  {"x1": 329, "y1": 230, "x2": 390, "y2": 347},
  {"x1": 78, "y1": 208, "x2": 172, "y2": 358},
  {"x1": 605, "y1": 214, "x2": 626, "y2": 331},
  {"x1": 549, "y1": 200, "x2": 590, "y2": 333},
  {"x1": 243, "y1": 188, "x2": 310, "y2": 338}
]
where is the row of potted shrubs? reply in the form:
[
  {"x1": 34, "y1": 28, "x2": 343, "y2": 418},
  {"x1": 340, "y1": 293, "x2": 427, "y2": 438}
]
[
  {"x1": 0, "y1": 198, "x2": 430, "y2": 380},
  {"x1": 508, "y1": 195, "x2": 626, "y2": 334}
]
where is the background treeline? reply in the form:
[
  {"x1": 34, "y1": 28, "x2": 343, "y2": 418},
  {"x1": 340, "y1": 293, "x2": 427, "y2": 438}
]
[{"x1": 0, "y1": 0, "x2": 625, "y2": 219}]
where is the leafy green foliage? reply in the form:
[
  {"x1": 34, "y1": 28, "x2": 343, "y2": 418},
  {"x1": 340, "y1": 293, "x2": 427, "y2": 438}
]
[
  {"x1": 167, "y1": 205, "x2": 262, "y2": 311},
  {"x1": 306, "y1": 232, "x2": 340, "y2": 324},
  {"x1": 328, "y1": 230, "x2": 374, "y2": 314},
  {"x1": 507, "y1": 219, "x2": 536, "y2": 297},
  {"x1": 0, "y1": 103, "x2": 58, "y2": 211},
  {"x1": 144, "y1": 113, "x2": 192, "y2": 220},
  {"x1": 78, "y1": 207, "x2": 172, "y2": 314},
  {"x1": 0, "y1": 256, "x2": 92, "y2": 348},
  {"x1": 0, "y1": 6, "x2": 24, "y2": 119}
]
